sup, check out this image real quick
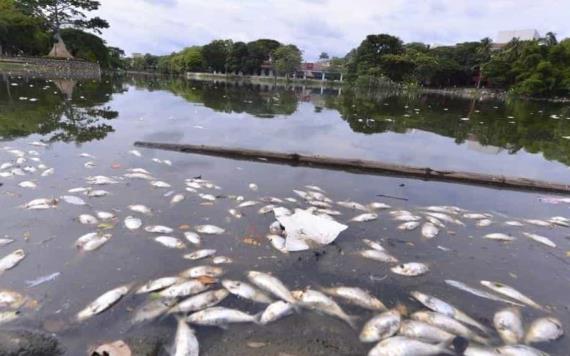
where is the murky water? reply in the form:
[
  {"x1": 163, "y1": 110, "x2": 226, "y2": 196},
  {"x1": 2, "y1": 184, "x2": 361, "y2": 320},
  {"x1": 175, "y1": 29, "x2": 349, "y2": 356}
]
[{"x1": 1, "y1": 74, "x2": 569, "y2": 355}]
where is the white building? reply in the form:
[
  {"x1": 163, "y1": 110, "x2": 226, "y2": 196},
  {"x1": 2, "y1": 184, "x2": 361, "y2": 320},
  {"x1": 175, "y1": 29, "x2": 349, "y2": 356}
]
[{"x1": 496, "y1": 29, "x2": 541, "y2": 44}]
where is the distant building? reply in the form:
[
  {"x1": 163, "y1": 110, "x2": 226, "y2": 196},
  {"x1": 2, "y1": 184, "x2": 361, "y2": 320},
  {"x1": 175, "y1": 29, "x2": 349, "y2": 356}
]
[{"x1": 493, "y1": 29, "x2": 541, "y2": 49}]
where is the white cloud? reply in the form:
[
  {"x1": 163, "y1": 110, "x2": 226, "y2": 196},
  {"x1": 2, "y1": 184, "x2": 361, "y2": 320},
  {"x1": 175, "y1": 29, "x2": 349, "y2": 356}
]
[{"x1": 96, "y1": 0, "x2": 570, "y2": 60}]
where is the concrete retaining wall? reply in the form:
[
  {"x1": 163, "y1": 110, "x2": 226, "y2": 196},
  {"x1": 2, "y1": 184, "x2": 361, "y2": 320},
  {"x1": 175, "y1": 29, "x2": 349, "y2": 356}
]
[{"x1": 0, "y1": 56, "x2": 101, "y2": 79}]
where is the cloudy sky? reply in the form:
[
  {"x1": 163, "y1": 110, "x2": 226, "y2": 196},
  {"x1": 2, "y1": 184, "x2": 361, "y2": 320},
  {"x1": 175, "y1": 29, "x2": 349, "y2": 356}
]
[{"x1": 95, "y1": 0, "x2": 569, "y2": 60}]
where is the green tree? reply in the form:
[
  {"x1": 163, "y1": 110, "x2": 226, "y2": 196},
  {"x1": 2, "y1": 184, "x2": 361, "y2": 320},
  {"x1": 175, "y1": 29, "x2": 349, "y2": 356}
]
[
  {"x1": 227, "y1": 41, "x2": 248, "y2": 73},
  {"x1": 60, "y1": 28, "x2": 110, "y2": 66},
  {"x1": 201, "y1": 39, "x2": 232, "y2": 73},
  {"x1": 244, "y1": 39, "x2": 281, "y2": 74},
  {"x1": 319, "y1": 52, "x2": 329, "y2": 59},
  {"x1": 16, "y1": 0, "x2": 109, "y2": 56},
  {"x1": 351, "y1": 34, "x2": 404, "y2": 77},
  {"x1": 272, "y1": 44, "x2": 302, "y2": 78},
  {"x1": 0, "y1": 0, "x2": 49, "y2": 55}
]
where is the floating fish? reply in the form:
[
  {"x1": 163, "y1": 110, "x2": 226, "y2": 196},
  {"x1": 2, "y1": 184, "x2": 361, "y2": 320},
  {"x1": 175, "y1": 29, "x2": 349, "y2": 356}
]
[
  {"x1": 172, "y1": 316, "x2": 199, "y2": 356},
  {"x1": 78, "y1": 214, "x2": 98, "y2": 225},
  {"x1": 247, "y1": 271, "x2": 297, "y2": 305},
  {"x1": 0, "y1": 311, "x2": 20, "y2": 325},
  {"x1": 170, "y1": 194, "x2": 185, "y2": 205},
  {"x1": 337, "y1": 201, "x2": 369, "y2": 211},
  {"x1": 60, "y1": 195, "x2": 86, "y2": 206},
  {"x1": 292, "y1": 289, "x2": 357, "y2": 329},
  {"x1": 351, "y1": 213, "x2": 378, "y2": 222},
  {"x1": 180, "y1": 266, "x2": 224, "y2": 279},
  {"x1": 495, "y1": 344, "x2": 550, "y2": 356},
  {"x1": 86, "y1": 175, "x2": 118, "y2": 185},
  {"x1": 212, "y1": 256, "x2": 232, "y2": 264},
  {"x1": 480, "y1": 281, "x2": 543, "y2": 310},
  {"x1": 129, "y1": 204, "x2": 152, "y2": 215},
  {"x1": 397, "y1": 221, "x2": 421, "y2": 231},
  {"x1": 25, "y1": 272, "x2": 61, "y2": 288},
  {"x1": 195, "y1": 225, "x2": 225, "y2": 235},
  {"x1": 259, "y1": 300, "x2": 294, "y2": 324},
  {"x1": 267, "y1": 234, "x2": 287, "y2": 254},
  {"x1": 359, "y1": 249, "x2": 399, "y2": 263},
  {"x1": 421, "y1": 223, "x2": 439, "y2": 238},
  {"x1": 522, "y1": 233, "x2": 556, "y2": 248},
  {"x1": 321, "y1": 286, "x2": 386, "y2": 311},
  {"x1": 524, "y1": 219, "x2": 552, "y2": 227},
  {"x1": 391, "y1": 262, "x2": 429, "y2": 277},
  {"x1": 477, "y1": 219, "x2": 493, "y2": 227},
  {"x1": 184, "y1": 232, "x2": 201, "y2": 245},
  {"x1": 41, "y1": 168, "x2": 54, "y2": 176},
  {"x1": 124, "y1": 216, "x2": 142, "y2": 230},
  {"x1": 359, "y1": 309, "x2": 401, "y2": 343},
  {"x1": 237, "y1": 200, "x2": 258, "y2": 208},
  {"x1": 484, "y1": 233, "x2": 515, "y2": 241},
  {"x1": 525, "y1": 317, "x2": 564, "y2": 344},
  {"x1": 0, "y1": 238, "x2": 14, "y2": 247},
  {"x1": 258, "y1": 204, "x2": 276, "y2": 215},
  {"x1": 158, "y1": 280, "x2": 210, "y2": 298},
  {"x1": 18, "y1": 181, "x2": 36, "y2": 189},
  {"x1": 399, "y1": 319, "x2": 455, "y2": 344},
  {"x1": 228, "y1": 209, "x2": 242, "y2": 218},
  {"x1": 368, "y1": 202, "x2": 391, "y2": 210},
  {"x1": 221, "y1": 280, "x2": 273, "y2": 304},
  {"x1": 136, "y1": 276, "x2": 184, "y2": 294},
  {"x1": 169, "y1": 289, "x2": 229, "y2": 314},
  {"x1": 75, "y1": 233, "x2": 111, "y2": 252},
  {"x1": 184, "y1": 249, "x2": 216, "y2": 260},
  {"x1": 369, "y1": 336, "x2": 455, "y2": 356},
  {"x1": 494, "y1": 307, "x2": 524, "y2": 345},
  {"x1": 145, "y1": 225, "x2": 174, "y2": 234},
  {"x1": 187, "y1": 306, "x2": 260, "y2": 327},
  {"x1": 362, "y1": 239, "x2": 385, "y2": 251},
  {"x1": 76, "y1": 284, "x2": 131, "y2": 321},
  {"x1": 86, "y1": 190, "x2": 109, "y2": 197},
  {"x1": 131, "y1": 298, "x2": 176, "y2": 325},
  {"x1": 248, "y1": 183, "x2": 258, "y2": 191},
  {"x1": 154, "y1": 236, "x2": 185, "y2": 249},
  {"x1": 128, "y1": 150, "x2": 142, "y2": 157},
  {"x1": 95, "y1": 211, "x2": 115, "y2": 220},
  {"x1": 411, "y1": 311, "x2": 488, "y2": 345},
  {"x1": 444, "y1": 280, "x2": 524, "y2": 306},
  {"x1": 150, "y1": 180, "x2": 171, "y2": 188},
  {"x1": 0, "y1": 249, "x2": 26, "y2": 273}
]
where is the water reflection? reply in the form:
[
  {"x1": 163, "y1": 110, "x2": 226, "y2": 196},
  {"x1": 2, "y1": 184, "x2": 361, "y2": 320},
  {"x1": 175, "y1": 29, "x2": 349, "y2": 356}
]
[{"x1": 0, "y1": 75, "x2": 123, "y2": 142}]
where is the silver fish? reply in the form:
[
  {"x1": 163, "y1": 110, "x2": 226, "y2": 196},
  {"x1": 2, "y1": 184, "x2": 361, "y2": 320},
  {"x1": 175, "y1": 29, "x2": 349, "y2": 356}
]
[
  {"x1": 397, "y1": 221, "x2": 421, "y2": 231},
  {"x1": 172, "y1": 316, "x2": 199, "y2": 356},
  {"x1": 525, "y1": 317, "x2": 564, "y2": 344},
  {"x1": 267, "y1": 234, "x2": 287, "y2": 254},
  {"x1": 476, "y1": 219, "x2": 493, "y2": 227},
  {"x1": 399, "y1": 319, "x2": 455, "y2": 343},
  {"x1": 464, "y1": 345, "x2": 500, "y2": 356},
  {"x1": 180, "y1": 266, "x2": 223, "y2": 279},
  {"x1": 484, "y1": 233, "x2": 515, "y2": 241},
  {"x1": 359, "y1": 309, "x2": 401, "y2": 343},
  {"x1": 495, "y1": 345, "x2": 549, "y2": 356},
  {"x1": 86, "y1": 175, "x2": 118, "y2": 185},
  {"x1": 237, "y1": 200, "x2": 258, "y2": 208},
  {"x1": 95, "y1": 211, "x2": 115, "y2": 220},
  {"x1": 76, "y1": 233, "x2": 111, "y2": 251},
  {"x1": 444, "y1": 280, "x2": 523, "y2": 306},
  {"x1": 259, "y1": 301, "x2": 294, "y2": 324},
  {"x1": 368, "y1": 336, "x2": 454, "y2": 356},
  {"x1": 494, "y1": 307, "x2": 524, "y2": 344},
  {"x1": 199, "y1": 193, "x2": 216, "y2": 201},
  {"x1": 124, "y1": 216, "x2": 142, "y2": 230},
  {"x1": 421, "y1": 223, "x2": 439, "y2": 239},
  {"x1": 128, "y1": 149, "x2": 142, "y2": 157},
  {"x1": 463, "y1": 213, "x2": 492, "y2": 219},
  {"x1": 0, "y1": 249, "x2": 26, "y2": 272},
  {"x1": 187, "y1": 306, "x2": 260, "y2": 327},
  {"x1": 248, "y1": 183, "x2": 258, "y2": 191},
  {"x1": 78, "y1": 214, "x2": 98, "y2": 225},
  {"x1": 411, "y1": 311, "x2": 488, "y2": 344},
  {"x1": 154, "y1": 236, "x2": 185, "y2": 249},
  {"x1": 0, "y1": 238, "x2": 14, "y2": 247},
  {"x1": 194, "y1": 225, "x2": 225, "y2": 235},
  {"x1": 0, "y1": 311, "x2": 20, "y2": 325},
  {"x1": 351, "y1": 213, "x2": 378, "y2": 222},
  {"x1": 150, "y1": 180, "x2": 171, "y2": 188},
  {"x1": 524, "y1": 219, "x2": 552, "y2": 227},
  {"x1": 212, "y1": 256, "x2": 232, "y2": 264},
  {"x1": 41, "y1": 168, "x2": 54, "y2": 176},
  {"x1": 362, "y1": 239, "x2": 386, "y2": 251},
  {"x1": 522, "y1": 233, "x2": 556, "y2": 248},
  {"x1": 60, "y1": 195, "x2": 86, "y2": 206},
  {"x1": 184, "y1": 232, "x2": 201, "y2": 245},
  {"x1": 480, "y1": 281, "x2": 543, "y2": 310},
  {"x1": 169, "y1": 289, "x2": 229, "y2": 314},
  {"x1": 425, "y1": 212, "x2": 464, "y2": 225},
  {"x1": 504, "y1": 221, "x2": 524, "y2": 227},
  {"x1": 221, "y1": 280, "x2": 273, "y2": 304},
  {"x1": 359, "y1": 249, "x2": 399, "y2": 263},
  {"x1": 321, "y1": 286, "x2": 386, "y2": 311},
  {"x1": 136, "y1": 276, "x2": 184, "y2": 294},
  {"x1": 158, "y1": 280, "x2": 210, "y2": 298},
  {"x1": 292, "y1": 289, "x2": 357, "y2": 329},
  {"x1": 77, "y1": 284, "x2": 131, "y2": 321},
  {"x1": 337, "y1": 201, "x2": 369, "y2": 211},
  {"x1": 145, "y1": 225, "x2": 174, "y2": 234},
  {"x1": 25, "y1": 272, "x2": 61, "y2": 288},
  {"x1": 258, "y1": 204, "x2": 277, "y2": 214},
  {"x1": 228, "y1": 209, "x2": 242, "y2": 218},
  {"x1": 391, "y1": 262, "x2": 429, "y2": 276},
  {"x1": 18, "y1": 181, "x2": 36, "y2": 189},
  {"x1": 368, "y1": 202, "x2": 391, "y2": 210},
  {"x1": 131, "y1": 298, "x2": 176, "y2": 324},
  {"x1": 184, "y1": 249, "x2": 216, "y2": 260},
  {"x1": 411, "y1": 291, "x2": 489, "y2": 334},
  {"x1": 86, "y1": 189, "x2": 109, "y2": 197},
  {"x1": 247, "y1": 271, "x2": 297, "y2": 305},
  {"x1": 128, "y1": 204, "x2": 152, "y2": 215}
]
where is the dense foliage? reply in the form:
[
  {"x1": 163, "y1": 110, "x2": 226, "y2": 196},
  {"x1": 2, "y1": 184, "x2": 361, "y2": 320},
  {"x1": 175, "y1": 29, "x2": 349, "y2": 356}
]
[
  {"x1": 0, "y1": 0, "x2": 120, "y2": 68},
  {"x1": 345, "y1": 33, "x2": 570, "y2": 97}
]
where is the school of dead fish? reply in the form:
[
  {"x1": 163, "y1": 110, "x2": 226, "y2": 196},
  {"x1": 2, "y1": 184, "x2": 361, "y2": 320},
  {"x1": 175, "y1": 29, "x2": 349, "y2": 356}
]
[{"x1": 0, "y1": 143, "x2": 568, "y2": 356}]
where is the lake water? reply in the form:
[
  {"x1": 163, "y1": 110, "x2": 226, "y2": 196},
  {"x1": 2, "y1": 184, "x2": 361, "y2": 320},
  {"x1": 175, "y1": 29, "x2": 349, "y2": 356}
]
[{"x1": 1, "y1": 74, "x2": 569, "y2": 355}]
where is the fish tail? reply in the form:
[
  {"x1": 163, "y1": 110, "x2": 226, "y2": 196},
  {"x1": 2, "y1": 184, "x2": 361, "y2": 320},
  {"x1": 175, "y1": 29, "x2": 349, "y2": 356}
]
[
  {"x1": 345, "y1": 314, "x2": 359, "y2": 330},
  {"x1": 252, "y1": 311, "x2": 264, "y2": 325}
]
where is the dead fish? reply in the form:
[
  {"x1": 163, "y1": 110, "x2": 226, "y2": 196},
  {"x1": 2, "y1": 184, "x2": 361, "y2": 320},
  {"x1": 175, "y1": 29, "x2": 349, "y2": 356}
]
[
  {"x1": 95, "y1": 211, "x2": 115, "y2": 220},
  {"x1": 548, "y1": 216, "x2": 570, "y2": 227},
  {"x1": 212, "y1": 256, "x2": 232, "y2": 264},
  {"x1": 228, "y1": 209, "x2": 242, "y2": 219},
  {"x1": 397, "y1": 221, "x2": 420, "y2": 231},
  {"x1": 184, "y1": 249, "x2": 216, "y2": 260},
  {"x1": 128, "y1": 168, "x2": 151, "y2": 174},
  {"x1": 124, "y1": 173, "x2": 154, "y2": 180},
  {"x1": 187, "y1": 306, "x2": 260, "y2": 327},
  {"x1": 484, "y1": 233, "x2": 515, "y2": 241},
  {"x1": 248, "y1": 183, "x2": 258, "y2": 191},
  {"x1": 158, "y1": 280, "x2": 210, "y2": 298},
  {"x1": 86, "y1": 175, "x2": 118, "y2": 185},
  {"x1": 351, "y1": 213, "x2": 378, "y2": 222},
  {"x1": 266, "y1": 234, "x2": 287, "y2": 254},
  {"x1": 168, "y1": 289, "x2": 229, "y2": 314},
  {"x1": 359, "y1": 309, "x2": 401, "y2": 343},
  {"x1": 18, "y1": 181, "x2": 36, "y2": 189},
  {"x1": 425, "y1": 212, "x2": 464, "y2": 226},
  {"x1": 76, "y1": 284, "x2": 131, "y2": 321},
  {"x1": 444, "y1": 280, "x2": 524, "y2": 306},
  {"x1": 194, "y1": 225, "x2": 225, "y2": 235},
  {"x1": 170, "y1": 194, "x2": 185, "y2": 205},
  {"x1": 495, "y1": 344, "x2": 550, "y2": 356},
  {"x1": 0, "y1": 238, "x2": 15, "y2": 247},
  {"x1": 136, "y1": 276, "x2": 184, "y2": 294},
  {"x1": 362, "y1": 239, "x2": 385, "y2": 251},
  {"x1": 463, "y1": 213, "x2": 492, "y2": 219},
  {"x1": 505, "y1": 221, "x2": 524, "y2": 227},
  {"x1": 237, "y1": 200, "x2": 258, "y2": 208},
  {"x1": 269, "y1": 221, "x2": 284, "y2": 234},
  {"x1": 494, "y1": 307, "x2": 524, "y2": 344},
  {"x1": 172, "y1": 316, "x2": 199, "y2": 356},
  {"x1": 124, "y1": 216, "x2": 142, "y2": 230},
  {"x1": 368, "y1": 335, "x2": 454, "y2": 356},
  {"x1": 86, "y1": 190, "x2": 109, "y2": 197},
  {"x1": 24, "y1": 197, "x2": 57, "y2": 210},
  {"x1": 399, "y1": 319, "x2": 455, "y2": 343},
  {"x1": 321, "y1": 286, "x2": 386, "y2": 311},
  {"x1": 477, "y1": 219, "x2": 493, "y2": 227},
  {"x1": 76, "y1": 233, "x2": 111, "y2": 252},
  {"x1": 317, "y1": 208, "x2": 342, "y2": 216},
  {"x1": 131, "y1": 298, "x2": 176, "y2": 324},
  {"x1": 0, "y1": 311, "x2": 20, "y2": 325},
  {"x1": 154, "y1": 236, "x2": 185, "y2": 249},
  {"x1": 391, "y1": 262, "x2": 429, "y2": 277},
  {"x1": 368, "y1": 202, "x2": 391, "y2": 210},
  {"x1": 425, "y1": 206, "x2": 463, "y2": 214},
  {"x1": 421, "y1": 223, "x2": 439, "y2": 238},
  {"x1": 522, "y1": 233, "x2": 556, "y2": 248},
  {"x1": 0, "y1": 249, "x2": 26, "y2": 272},
  {"x1": 84, "y1": 161, "x2": 96, "y2": 168},
  {"x1": 184, "y1": 232, "x2": 201, "y2": 245},
  {"x1": 292, "y1": 289, "x2": 357, "y2": 329},
  {"x1": 337, "y1": 201, "x2": 369, "y2": 211},
  {"x1": 464, "y1": 345, "x2": 501, "y2": 356},
  {"x1": 525, "y1": 317, "x2": 564, "y2": 344},
  {"x1": 150, "y1": 180, "x2": 171, "y2": 188},
  {"x1": 60, "y1": 195, "x2": 86, "y2": 206},
  {"x1": 481, "y1": 281, "x2": 543, "y2": 310},
  {"x1": 128, "y1": 149, "x2": 142, "y2": 157},
  {"x1": 145, "y1": 225, "x2": 174, "y2": 234},
  {"x1": 68, "y1": 187, "x2": 89, "y2": 193},
  {"x1": 180, "y1": 266, "x2": 223, "y2": 279},
  {"x1": 222, "y1": 280, "x2": 273, "y2": 304},
  {"x1": 411, "y1": 291, "x2": 489, "y2": 334},
  {"x1": 128, "y1": 204, "x2": 152, "y2": 215},
  {"x1": 79, "y1": 153, "x2": 95, "y2": 159},
  {"x1": 258, "y1": 204, "x2": 276, "y2": 215},
  {"x1": 524, "y1": 219, "x2": 552, "y2": 227},
  {"x1": 260, "y1": 300, "x2": 294, "y2": 324},
  {"x1": 199, "y1": 193, "x2": 216, "y2": 201},
  {"x1": 359, "y1": 249, "x2": 399, "y2": 263},
  {"x1": 78, "y1": 214, "x2": 98, "y2": 225},
  {"x1": 411, "y1": 311, "x2": 488, "y2": 345},
  {"x1": 247, "y1": 271, "x2": 297, "y2": 305},
  {"x1": 393, "y1": 214, "x2": 422, "y2": 222}
]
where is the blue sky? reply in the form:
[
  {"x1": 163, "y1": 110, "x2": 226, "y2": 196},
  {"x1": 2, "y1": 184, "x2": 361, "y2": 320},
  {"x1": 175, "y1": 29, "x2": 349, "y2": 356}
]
[{"x1": 96, "y1": 0, "x2": 569, "y2": 60}]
